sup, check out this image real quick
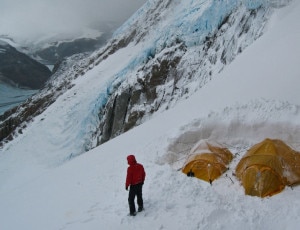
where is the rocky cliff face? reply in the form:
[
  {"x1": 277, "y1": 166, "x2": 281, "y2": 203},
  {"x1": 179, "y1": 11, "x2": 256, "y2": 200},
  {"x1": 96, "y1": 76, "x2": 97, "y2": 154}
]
[{"x1": 0, "y1": 41, "x2": 51, "y2": 89}]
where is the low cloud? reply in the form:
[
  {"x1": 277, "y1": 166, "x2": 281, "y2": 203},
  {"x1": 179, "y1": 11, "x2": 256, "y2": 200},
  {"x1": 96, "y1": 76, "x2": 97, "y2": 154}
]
[{"x1": 0, "y1": 0, "x2": 146, "y2": 42}]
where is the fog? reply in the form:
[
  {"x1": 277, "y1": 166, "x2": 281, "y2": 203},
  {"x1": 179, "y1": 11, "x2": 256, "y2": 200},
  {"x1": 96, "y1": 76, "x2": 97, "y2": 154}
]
[{"x1": 0, "y1": 0, "x2": 146, "y2": 43}]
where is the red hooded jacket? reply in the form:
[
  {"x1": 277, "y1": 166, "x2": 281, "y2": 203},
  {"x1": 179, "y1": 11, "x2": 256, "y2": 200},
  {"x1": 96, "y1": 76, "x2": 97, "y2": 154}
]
[{"x1": 126, "y1": 155, "x2": 146, "y2": 188}]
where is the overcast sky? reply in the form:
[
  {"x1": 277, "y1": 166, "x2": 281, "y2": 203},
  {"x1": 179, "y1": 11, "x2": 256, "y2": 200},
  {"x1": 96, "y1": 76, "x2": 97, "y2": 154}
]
[{"x1": 0, "y1": 0, "x2": 146, "y2": 42}]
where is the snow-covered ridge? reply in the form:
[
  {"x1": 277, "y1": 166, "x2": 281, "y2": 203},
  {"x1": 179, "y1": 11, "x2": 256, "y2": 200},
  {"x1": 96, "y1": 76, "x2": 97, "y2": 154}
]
[
  {"x1": 0, "y1": 36, "x2": 19, "y2": 48},
  {"x1": 115, "y1": 0, "x2": 274, "y2": 41}
]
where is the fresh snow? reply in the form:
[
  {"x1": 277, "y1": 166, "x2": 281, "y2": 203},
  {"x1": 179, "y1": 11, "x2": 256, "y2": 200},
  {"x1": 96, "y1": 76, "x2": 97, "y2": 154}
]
[{"x1": 1, "y1": 1, "x2": 300, "y2": 230}]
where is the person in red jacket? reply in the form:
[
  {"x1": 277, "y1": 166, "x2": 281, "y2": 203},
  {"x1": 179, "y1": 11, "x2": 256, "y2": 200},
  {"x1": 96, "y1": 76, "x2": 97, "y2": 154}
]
[{"x1": 125, "y1": 155, "x2": 146, "y2": 216}]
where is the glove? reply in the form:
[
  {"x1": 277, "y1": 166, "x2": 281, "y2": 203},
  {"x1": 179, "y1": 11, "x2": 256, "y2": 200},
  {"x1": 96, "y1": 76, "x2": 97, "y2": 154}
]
[{"x1": 125, "y1": 186, "x2": 128, "y2": 191}]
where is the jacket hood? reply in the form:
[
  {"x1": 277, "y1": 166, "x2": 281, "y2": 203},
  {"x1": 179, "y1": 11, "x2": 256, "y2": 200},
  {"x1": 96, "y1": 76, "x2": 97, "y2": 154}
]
[{"x1": 127, "y1": 155, "x2": 137, "y2": 165}]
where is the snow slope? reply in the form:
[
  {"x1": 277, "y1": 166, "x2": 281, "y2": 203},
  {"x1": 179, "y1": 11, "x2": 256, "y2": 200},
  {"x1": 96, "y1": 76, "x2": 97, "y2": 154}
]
[{"x1": 0, "y1": 1, "x2": 300, "y2": 230}]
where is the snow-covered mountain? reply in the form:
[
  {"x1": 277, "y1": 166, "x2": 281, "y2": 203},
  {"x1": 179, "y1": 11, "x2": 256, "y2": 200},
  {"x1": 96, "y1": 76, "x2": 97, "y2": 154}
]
[
  {"x1": 0, "y1": 0, "x2": 285, "y2": 148},
  {"x1": 25, "y1": 28, "x2": 114, "y2": 68},
  {"x1": 1, "y1": 28, "x2": 112, "y2": 68},
  {"x1": 0, "y1": 28, "x2": 113, "y2": 117},
  {"x1": 0, "y1": 21, "x2": 127, "y2": 117},
  {"x1": 0, "y1": 40, "x2": 52, "y2": 89},
  {"x1": 0, "y1": 39, "x2": 51, "y2": 116},
  {"x1": 0, "y1": 0, "x2": 300, "y2": 229}
]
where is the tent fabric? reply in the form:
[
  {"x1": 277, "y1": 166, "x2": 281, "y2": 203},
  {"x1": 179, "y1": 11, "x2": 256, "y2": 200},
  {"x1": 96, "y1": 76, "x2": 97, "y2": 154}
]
[
  {"x1": 235, "y1": 138, "x2": 300, "y2": 197},
  {"x1": 182, "y1": 140, "x2": 233, "y2": 183}
]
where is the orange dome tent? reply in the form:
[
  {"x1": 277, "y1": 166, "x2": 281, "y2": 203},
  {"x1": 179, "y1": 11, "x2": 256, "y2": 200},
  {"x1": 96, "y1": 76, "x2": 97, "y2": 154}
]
[
  {"x1": 182, "y1": 140, "x2": 233, "y2": 184},
  {"x1": 235, "y1": 138, "x2": 300, "y2": 197}
]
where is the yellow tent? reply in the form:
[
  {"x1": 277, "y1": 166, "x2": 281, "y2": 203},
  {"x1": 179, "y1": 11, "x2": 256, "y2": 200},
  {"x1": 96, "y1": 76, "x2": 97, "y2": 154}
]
[
  {"x1": 182, "y1": 140, "x2": 233, "y2": 184},
  {"x1": 235, "y1": 138, "x2": 300, "y2": 197}
]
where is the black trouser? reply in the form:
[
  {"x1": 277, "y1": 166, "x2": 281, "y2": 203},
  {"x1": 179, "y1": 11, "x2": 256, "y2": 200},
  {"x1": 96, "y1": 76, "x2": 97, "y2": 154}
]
[{"x1": 128, "y1": 183, "x2": 143, "y2": 214}]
